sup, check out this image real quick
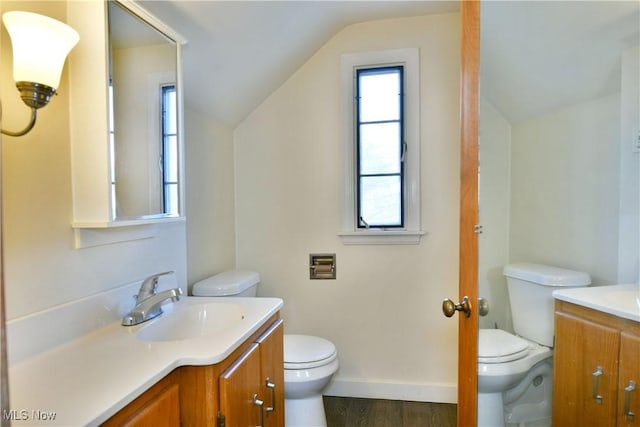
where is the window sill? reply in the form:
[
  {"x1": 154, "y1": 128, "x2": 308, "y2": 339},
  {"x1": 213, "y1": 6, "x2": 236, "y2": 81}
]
[{"x1": 338, "y1": 230, "x2": 426, "y2": 245}]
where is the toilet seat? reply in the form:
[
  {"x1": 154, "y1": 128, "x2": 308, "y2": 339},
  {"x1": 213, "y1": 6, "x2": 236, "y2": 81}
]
[
  {"x1": 478, "y1": 329, "x2": 529, "y2": 364},
  {"x1": 284, "y1": 334, "x2": 338, "y2": 370}
]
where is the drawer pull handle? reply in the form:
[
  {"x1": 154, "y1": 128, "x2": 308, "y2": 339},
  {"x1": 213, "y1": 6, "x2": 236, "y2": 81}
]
[
  {"x1": 253, "y1": 394, "x2": 264, "y2": 427},
  {"x1": 265, "y1": 378, "x2": 276, "y2": 412},
  {"x1": 592, "y1": 366, "x2": 604, "y2": 404},
  {"x1": 624, "y1": 380, "x2": 636, "y2": 421},
  {"x1": 591, "y1": 366, "x2": 603, "y2": 405}
]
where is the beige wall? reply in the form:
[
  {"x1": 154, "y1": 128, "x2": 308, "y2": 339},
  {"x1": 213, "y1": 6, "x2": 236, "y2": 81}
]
[
  {"x1": 184, "y1": 108, "x2": 236, "y2": 288},
  {"x1": 1, "y1": 1, "x2": 187, "y2": 321},
  {"x1": 478, "y1": 98, "x2": 512, "y2": 331},
  {"x1": 478, "y1": 91, "x2": 629, "y2": 332},
  {"x1": 509, "y1": 93, "x2": 621, "y2": 284},
  {"x1": 234, "y1": 14, "x2": 461, "y2": 400},
  {"x1": 618, "y1": 46, "x2": 640, "y2": 284}
]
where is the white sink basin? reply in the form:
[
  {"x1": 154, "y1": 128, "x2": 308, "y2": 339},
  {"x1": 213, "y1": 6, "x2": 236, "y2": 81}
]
[
  {"x1": 137, "y1": 301, "x2": 247, "y2": 342},
  {"x1": 553, "y1": 283, "x2": 640, "y2": 322}
]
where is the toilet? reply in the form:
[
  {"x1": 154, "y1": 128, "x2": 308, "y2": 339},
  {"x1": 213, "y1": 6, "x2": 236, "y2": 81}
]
[
  {"x1": 283, "y1": 334, "x2": 338, "y2": 427},
  {"x1": 478, "y1": 263, "x2": 591, "y2": 427},
  {"x1": 192, "y1": 270, "x2": 339, "y2": 427}
]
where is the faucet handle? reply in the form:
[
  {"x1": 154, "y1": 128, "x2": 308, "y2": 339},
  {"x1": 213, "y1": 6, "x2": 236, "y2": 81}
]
[
  {"x1": 148, "y1": 271, "x2": 175, "y2": 281},
  {"x1": 143, "y1": 271, "x2": 174, "y2": 287},
  {"x1": 137, "y1": 271, "x2": 175, "y2": 300}
]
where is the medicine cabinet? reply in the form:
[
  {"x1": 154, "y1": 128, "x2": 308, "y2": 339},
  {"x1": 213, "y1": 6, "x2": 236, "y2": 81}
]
[{"x1": 68, "y1": 0, "x2": 186, "y2": 228}]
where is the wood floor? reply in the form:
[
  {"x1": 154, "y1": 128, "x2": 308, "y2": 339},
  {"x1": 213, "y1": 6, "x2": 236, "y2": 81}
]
[{"x1": 323, "y1": 396, "x2": 457, "y2": 427}]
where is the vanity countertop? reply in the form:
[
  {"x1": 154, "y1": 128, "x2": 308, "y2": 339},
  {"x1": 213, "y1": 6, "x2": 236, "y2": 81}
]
[
  {"x1": 8, "y1": 296, "x2": 283, "y2": 426},
  {"x1": 552, "y1": 283, "x2": 640, "y2": 323}
]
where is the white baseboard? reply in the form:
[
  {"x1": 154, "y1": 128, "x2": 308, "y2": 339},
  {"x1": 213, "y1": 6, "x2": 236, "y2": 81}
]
[{"x1": 324, "y1": 378, "x2": 457, "y2": 404}]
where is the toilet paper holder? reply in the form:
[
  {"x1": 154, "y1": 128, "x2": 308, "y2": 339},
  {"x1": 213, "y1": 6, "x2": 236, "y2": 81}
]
[{"x1": 309, "y1": 254, "x2": 336, "y2": 279}]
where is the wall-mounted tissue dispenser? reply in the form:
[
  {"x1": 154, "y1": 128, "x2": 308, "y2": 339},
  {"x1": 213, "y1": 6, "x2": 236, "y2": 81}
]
[{"x1": 309, "y1": 254, "x2": 336, "y2": 280}]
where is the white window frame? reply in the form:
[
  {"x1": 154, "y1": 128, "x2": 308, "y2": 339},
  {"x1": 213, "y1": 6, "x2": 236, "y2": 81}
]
[{"x1": 339, "y1": 48, "x2": 425, "y2": 245}]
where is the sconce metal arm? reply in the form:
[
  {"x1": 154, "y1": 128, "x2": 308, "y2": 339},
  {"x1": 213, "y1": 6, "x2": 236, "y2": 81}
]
[
  {"x1": 1, "y1": 82, "x2": 56, "y2": 137},
  {"x1": 1, "y1": 107, "x2": 38, "y2": 137}
]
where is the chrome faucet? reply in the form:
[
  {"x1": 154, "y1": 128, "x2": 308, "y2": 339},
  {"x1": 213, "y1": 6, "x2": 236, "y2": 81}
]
[{"x1": 122, "y1": 271, "x2": 183, "y2": 326}]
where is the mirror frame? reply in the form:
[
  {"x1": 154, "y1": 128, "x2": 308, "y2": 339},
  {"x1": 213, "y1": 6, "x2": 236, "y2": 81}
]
[
  {"x1": 108, "y1": 0, "x2": 184, "y2": 223},
  {"x1": 68, "y1": 0, "x2": 186, "y2": 229}
]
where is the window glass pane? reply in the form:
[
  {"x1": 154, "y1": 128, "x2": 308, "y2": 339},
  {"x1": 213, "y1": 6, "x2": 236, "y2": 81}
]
[
  {"x1": 165, "y1": 184, "x2": 178, "y2": 215},
  {"x1": 359, "y1": 176, "x2": 401, "y2": 226},
  {"x1": 165, "y1": 135, "x2": 178, "y2": 182},
  {"x1": 164, "y1": 87, "x2": 177, "y2": 134},
  {"x1": 359, "y1": 122, "x2": 401, "y2": 175},
  {"x1": 359, "y1": 70, "x2": 400, "y2": 122},
  {"x1": 108, "y1": 84, "x2": 115, "y2": 131}
]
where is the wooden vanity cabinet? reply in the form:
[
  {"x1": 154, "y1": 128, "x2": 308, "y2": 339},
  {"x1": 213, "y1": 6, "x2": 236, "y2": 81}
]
[
  {"x1": 553, "y1": 300, "x2": 640, "y2": 427},
  {"x1": 256, "y1": 319, "x2": 286, "y2": 427},
  {"x1": 177, "y1": 314, "x2": 285, "y2": 426},
  {"x1": 219, "y1": 343, "x2": 263, "y2": 426},
  {"x1": 101, "y1": 371, "x2": 181, "y2": 427},
  {"x1": 219, "y1": 318, "x2": 285, "y2": 427},
  {"x1": 102, "y1": 314, "x2": 284, "y2": 427},
  {"x1": 619, "y1": 333, "x2": 640, "y2": 427}
]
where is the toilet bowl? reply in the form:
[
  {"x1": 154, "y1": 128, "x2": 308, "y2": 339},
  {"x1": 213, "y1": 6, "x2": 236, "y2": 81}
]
[
  {"x1": 477, "y1": 263, "x2": 590, "y2": 427},
  {"x1": 478, "y1": 329, "x2": 553, "y2": 426},
  {"x1": 192, "y1": 271, "x2": 339, "y2": 427},
  {"x1": 284, "y1": 334, "x2": 339, "y2": 427}
]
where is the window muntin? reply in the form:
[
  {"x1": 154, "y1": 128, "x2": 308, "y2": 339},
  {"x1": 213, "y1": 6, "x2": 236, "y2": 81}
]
[{"x1": 356, "y1": 66, "x2": 404, "y2": 228}]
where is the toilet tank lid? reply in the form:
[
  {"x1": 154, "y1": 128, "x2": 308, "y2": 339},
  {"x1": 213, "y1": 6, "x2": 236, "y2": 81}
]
[
  {"x1": 192, "y1": 270, "x2": 260, "y2": 296},
  {"x1": 503, "y1": 263, "x2": 591, "y2": 287}
]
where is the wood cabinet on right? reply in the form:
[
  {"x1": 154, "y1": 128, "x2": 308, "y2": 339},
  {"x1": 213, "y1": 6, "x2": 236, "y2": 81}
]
[
  {"x1": 218, "y1": 318, "x2": 285, "y2": 427},
  {"x1": 553, "y1": 300, "x2": 640, "y2": 426}
]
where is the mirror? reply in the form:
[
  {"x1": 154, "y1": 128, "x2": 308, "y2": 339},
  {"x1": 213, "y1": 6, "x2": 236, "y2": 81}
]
[
  {"x1": 108, "y1": 1, "x2": 180, "y2": 220},
  {"x1": 477, "y1": 1, "x2": 638, "y2": 425}
]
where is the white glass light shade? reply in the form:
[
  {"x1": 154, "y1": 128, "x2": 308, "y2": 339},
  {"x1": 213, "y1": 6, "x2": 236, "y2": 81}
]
[{"x1": 2, "y1": 11, "x2": 80, "y2": 90}]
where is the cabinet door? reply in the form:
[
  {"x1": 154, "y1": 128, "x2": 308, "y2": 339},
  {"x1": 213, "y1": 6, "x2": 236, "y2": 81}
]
[
  {"x1": 553, "y1": 312, "x2": 620, "y2": 426},
  {"x1": 220, "y1": 343, "x2": 263, "y2": 427},
  {"x1": 123, "y1": 384, "x2": 180, "y2": 427},
  {"x1": 256, "y1": 319, "x2": 285, "y2": 427},
  {"x1": 618, "y1": 332, "x2": 640, "y2": 427},
  {"x1": 102, "y1": 376, "x2": 180, "y2": 427}
]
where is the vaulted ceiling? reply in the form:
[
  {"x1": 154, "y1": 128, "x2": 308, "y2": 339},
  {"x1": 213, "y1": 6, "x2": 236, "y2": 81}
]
[
  {"x1": 481, "y1": 1, "x2": 639, "y2": 123},
  {"x1": 140, "y1": 1, "x2": 639, "y2": 128},
  {"x1": 140, "y1": 1, "x2": 459, "y2": 127}
]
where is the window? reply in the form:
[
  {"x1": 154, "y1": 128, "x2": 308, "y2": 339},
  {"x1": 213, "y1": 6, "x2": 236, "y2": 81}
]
[
  {"x1": 356, "y1": 66, "x2": 404, "y2": 228},
  {"x1": 340, "y1": 49, "x2": 424, "y2": 244},
  {"x1": 108, "y1": 82, "x2": 116, "y2": 219},
  {"x1": 161, "y1": 84, "x2": 179, "y2": 216}
]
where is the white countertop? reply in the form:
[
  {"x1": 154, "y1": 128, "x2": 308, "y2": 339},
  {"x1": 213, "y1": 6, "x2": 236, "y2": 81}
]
[
  {"x1": 553, "y1": 283, "x2": 640, "y2": 323},
  {"x1": 8, "y1": 296, "x2": 283, "y2": 426}
]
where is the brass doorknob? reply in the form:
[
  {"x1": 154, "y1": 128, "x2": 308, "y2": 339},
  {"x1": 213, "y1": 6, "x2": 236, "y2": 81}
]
[{"x1": 442, "y1": 296, "x2": 472, "y2": 318}]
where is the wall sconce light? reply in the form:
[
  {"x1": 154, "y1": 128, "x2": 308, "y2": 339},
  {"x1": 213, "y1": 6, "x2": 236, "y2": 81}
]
[{"x1": 1, "y1": 11, "x2": 79, "y2": 137}]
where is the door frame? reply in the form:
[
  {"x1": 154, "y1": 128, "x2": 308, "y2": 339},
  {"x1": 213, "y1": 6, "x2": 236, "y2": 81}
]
[{"x1": 458, "y1": 0, "x2": 480, "y2": 425}]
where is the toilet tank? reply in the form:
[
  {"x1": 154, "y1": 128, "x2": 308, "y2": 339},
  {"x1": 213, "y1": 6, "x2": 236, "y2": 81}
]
[
  {"x1": 192, "y1": 270, "x2": 260, "y2": 297},
  {"x1": 503, "y1": 263, "x2": 590, "y2": 347}
]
